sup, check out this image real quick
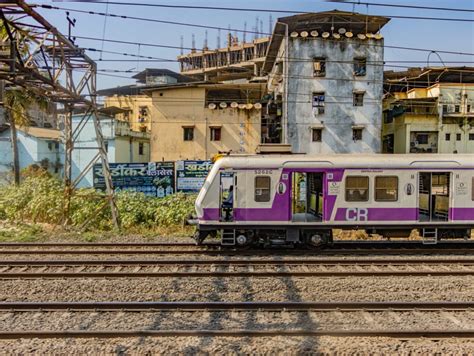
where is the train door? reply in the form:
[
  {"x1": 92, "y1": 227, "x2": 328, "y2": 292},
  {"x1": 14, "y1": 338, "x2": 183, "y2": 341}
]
[
  {"x1": 418, "y1": 172, "x2": 450, "y2": 222},
  {"x1": 291, "y1": 172, "x2": 323, "y2": 222},
  {"x1": 220, "y1": 171, "x2": 235, "y2": 222}
]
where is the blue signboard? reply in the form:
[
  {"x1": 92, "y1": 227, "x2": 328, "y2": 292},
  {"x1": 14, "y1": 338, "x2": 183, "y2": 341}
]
[
  {"x1": 176, "y1": 160, "x2": 213, "y2": 193},
  {"x1": 93, "y1": 162, "x2": 175, "y2": 197}
]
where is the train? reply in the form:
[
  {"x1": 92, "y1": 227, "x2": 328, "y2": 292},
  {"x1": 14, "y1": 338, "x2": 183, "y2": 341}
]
[{"x1": 193, "y1": 154, "x2": 474, "y2": 247}]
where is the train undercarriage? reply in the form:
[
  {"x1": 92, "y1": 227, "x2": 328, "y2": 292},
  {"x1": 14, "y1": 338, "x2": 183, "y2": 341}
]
[{"x1": 194, "y1": 226, "x2": 472, "y2": 247}]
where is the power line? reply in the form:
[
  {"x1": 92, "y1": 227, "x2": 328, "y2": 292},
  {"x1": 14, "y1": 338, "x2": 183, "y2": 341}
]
[
  {"x1": 41, "y1": 4, "x2": 474, "y2": 36},
  {"x1": 74, "y1": 34, "x2": 474, "y2": 57},
  {"x1": 41, "y1": 1, "x2": 474, "y2": 16},
  {"x1": 327, "y1": 1, "x2": 474, "y2": 13}
]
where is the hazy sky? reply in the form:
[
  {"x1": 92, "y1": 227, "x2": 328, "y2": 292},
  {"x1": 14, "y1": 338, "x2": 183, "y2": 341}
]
[{"x1": 32, "y1": 0, "x2": 474, "y2": 89}]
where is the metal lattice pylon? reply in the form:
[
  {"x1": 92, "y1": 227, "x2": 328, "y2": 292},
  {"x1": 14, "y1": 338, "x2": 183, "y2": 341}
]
[{"x1": 0, "y1": 0, "x2": 120, "y2": 229}]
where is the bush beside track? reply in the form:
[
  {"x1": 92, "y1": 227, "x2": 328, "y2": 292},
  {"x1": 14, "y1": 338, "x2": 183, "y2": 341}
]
[{"x1": 0, "y1": 170, "x2": 196, "y2": 233}]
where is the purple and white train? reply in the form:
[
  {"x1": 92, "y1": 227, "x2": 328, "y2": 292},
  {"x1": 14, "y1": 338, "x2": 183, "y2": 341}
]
[{"x1": 194, "y1": 154, "x2": 474, "y2": 246}]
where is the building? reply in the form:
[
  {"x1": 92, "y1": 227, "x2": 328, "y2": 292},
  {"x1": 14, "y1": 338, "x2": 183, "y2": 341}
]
[
  {"x1": 98, "y1": 68, "x2": 194, "y2": 133},
  {"x1": 263, "y1": 11, "x2": 390, "y2": 154},
  {"x1": 145, "y1": 82, "x2": 265, "y2": 161},
  {"x1": 71, "y1": 113, "x2": 150, "y2": 187},
  {"x1": 383, "y1": 67, "x2": 474, "y2": 154},
  {"x1": 0, "y1": 125, "x2": 63, "y2": 183}
]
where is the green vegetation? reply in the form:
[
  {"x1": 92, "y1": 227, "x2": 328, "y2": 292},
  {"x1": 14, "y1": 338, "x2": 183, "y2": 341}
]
[{"x1": 0, "y1": 172, "x2": 197, "y2": 237}]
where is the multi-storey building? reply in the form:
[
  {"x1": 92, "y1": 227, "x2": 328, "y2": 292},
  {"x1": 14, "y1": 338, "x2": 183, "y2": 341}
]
[
  {"x1": 263, "y1": 11, "x2": 390, "y2": 154},
  {"x1": 383, "y1": 67, "x2": 474, "y2": 154},
  {"x1": 98, "y1": 68, "x2": 193, "y2": 133}
]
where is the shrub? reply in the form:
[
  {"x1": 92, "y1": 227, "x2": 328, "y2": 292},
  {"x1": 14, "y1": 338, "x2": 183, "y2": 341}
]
[{"x1": 0, "y1": 174, "x2": 197, "y2": 232}]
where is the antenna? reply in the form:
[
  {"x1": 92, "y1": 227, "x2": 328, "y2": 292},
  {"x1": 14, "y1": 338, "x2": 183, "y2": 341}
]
[
  {"x1": 260, "y1": 19, "x2": 263, "y2": 36},
  {"x1": 180, "y1": 35, "x2": 183, "y2": 55},
  {"x1": 255, "y1": 16, "x2": 259, "y2": 40},
  {"x1": 191, "y1": 33, "x2": 196, "y2": 53},
  {"x1": 227, "y1": 25, "x2": 231, "y2": 46},
  {"x1": 204, "y1": 30, "x2": 208, "y2": 50},
  {"x1": 269, "y1": 14, "x2": 273, "y2": 34},
  {"x1": 243, "y1": 21, "x2": 247, "y2": 43}
]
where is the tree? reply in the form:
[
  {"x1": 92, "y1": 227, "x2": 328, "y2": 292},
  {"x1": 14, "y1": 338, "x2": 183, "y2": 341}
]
[
  {"x1": 1, "y1": 19, "x2": 48, "y2": 185},
  {"x1": 4, "y1": 88, "x2": 48, "y2": 185}
]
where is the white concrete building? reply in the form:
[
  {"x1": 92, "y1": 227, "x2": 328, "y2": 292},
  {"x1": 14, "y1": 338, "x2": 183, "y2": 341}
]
[{"x1": 263, "y1": 11, "x2": 390, "y2": 154}]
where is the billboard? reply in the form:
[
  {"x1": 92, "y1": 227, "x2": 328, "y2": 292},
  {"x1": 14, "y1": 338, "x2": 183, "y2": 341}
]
[
  {"x1": 176, "y1": 160, "x2": 213, "y2": 193},
  {"x1": 93, "y1": 162, "x2": 175, "y2": 198}
]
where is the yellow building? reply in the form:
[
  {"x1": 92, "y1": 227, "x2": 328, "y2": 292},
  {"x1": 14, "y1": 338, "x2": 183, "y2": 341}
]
[
  {"x1": 144, "y1": 83, "x2": 265, "y2": 161},
  {"x1": 383, "y1": 68, "x2": 474, "y2": 154},
  {"x1": 98, "y1": 69, "x2": 194, "y2": 133}
]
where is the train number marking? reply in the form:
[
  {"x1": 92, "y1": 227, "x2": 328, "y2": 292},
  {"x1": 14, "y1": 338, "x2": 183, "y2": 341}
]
[
  {"x1": 345, "y1": 208, "x2": 368, "y2": 221},
  {"x1": 255, "y1": 170, "x2": 272, "y2": 175}
]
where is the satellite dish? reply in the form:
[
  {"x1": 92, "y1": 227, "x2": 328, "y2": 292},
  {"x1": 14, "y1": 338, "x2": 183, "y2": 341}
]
[
  {"x1": 254, "y1": 103, "x2": 262, "y2": 109},
  {"x1": 322, "y1": 32, "x2": 330, "y2": 38},
  {"x1": 231, "y1": 102, "x2": 239, "y2": 108},
  {"x1": 310, "y1": 30, "x2": 319, "y2": 37},
  {"x1": 219, "y1": 102, "x2": 228, "y2": 108},
  {"x1": 338, "y1": 28, "x2": 346, "y2": 34},
  {"x1": 357, "y1": 33, "x2": 366, "y2": 40},
  {"x1": 238, "y1": 104, "x2": 246, "y2": 109},
  {"x1": 290, "y1": 32, "x2": 299, "y2": 38},
  {"x1": 58, "y1": 122, "x2": 65, "y2": 131},
  {"x1": 208, "y1": 103, "x2": 216, "y2": 109},
  {"x1": 333, "y1": 33, "x2": 341, "y2": 39},
  {"x1": 366, "y1": 33, "x2": 374, "y2": 38},
  {"x1": 300, "y1": 31, "x2": 309, "y2": 38},
  {"x1": 345, "y1": 31, "x2": 353, "y2": 38},
  {"x1": 374, "y1": 33, "x2": 383, "y2": 40},
  {"x1": 246, "y1": 103, "x2": 254, "y2": 110}
]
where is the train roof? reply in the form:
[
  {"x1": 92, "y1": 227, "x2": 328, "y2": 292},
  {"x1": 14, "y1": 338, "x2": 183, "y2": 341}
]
[{"x1": 214, "y1": 154, "x2": 474, "y2": 169}]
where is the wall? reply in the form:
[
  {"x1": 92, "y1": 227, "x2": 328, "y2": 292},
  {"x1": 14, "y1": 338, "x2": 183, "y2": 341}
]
[
  {"x1": 150, "y1": 86, "x2": 261, "y2": 161},
  {"x1": 282, "y1": 37, "x2": 384, "y2": 154},
  {"x1": 104, "y1": 95, "x2": 152, "y2": 132}
]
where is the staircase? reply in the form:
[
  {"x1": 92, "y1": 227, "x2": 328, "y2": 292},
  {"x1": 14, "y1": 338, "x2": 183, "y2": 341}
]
[
  {"x1": 421, "y1": 228, "x2": 438, "y2": 245},
  {"x1": 221, "y1": 229, "x2": 236, "y2": 246}
]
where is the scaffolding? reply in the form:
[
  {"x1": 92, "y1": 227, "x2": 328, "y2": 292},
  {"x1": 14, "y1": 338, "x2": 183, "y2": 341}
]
[{"x1": 0, "y1": 0, "x2": 119, "y2": 229}]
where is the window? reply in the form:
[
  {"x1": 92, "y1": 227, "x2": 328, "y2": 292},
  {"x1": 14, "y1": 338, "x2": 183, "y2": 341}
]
[
  {"x1": 442, "y1": 105, "x2": 448, "y2": 114},
  {"x1": 345, "y1": 176, "x2": 369, "y2": 202},
  {"x1": 103, "y1": 141, "x2": 108, "y2": 153},
  {"x1": 312, "y1": 128, "x2": 322, "y2": 142},
  {"x1": 138, "y1": 142, "x2": 144, "y2": 156},
  {"x1": 468, "y1": 104, "x2": 471, "y2": 113},
  {"x1": 352, "y1": 128, "x2": 363, "y2": 141},
  {"x1": 455, "y1": 105, "x2": 460, "y2": 113},
  {"x1": 469, "y1": 133, "x2": 474, "y2": 141},
  {"x1": 457, "y1": 133, "x2": 462, "y2": 141},
  {"x1": 416, "y1": 133, "x2": 428, "y2": 145},
  {"x1": 183, "y1": 127, "x2": 194, "y2": 141},
  {"x1": 353, "y1": 58, "x2": 367, "y2": 76},
  {"x1": 312, "y1": 92, "x2": 325, "y2": 114},
  {"x1": 255, "y1": 176, "x2": 271, "y2": 202},
  {"x1": 445, "y1": 133, "x2": 451, "y2": 141},
  {"x1": 353, "y1": 92, "x2": 364, "y2": 107},
  {"x1": 210, "y1": 127, "x2": 221, "y2": 141},
  {"x1": 375, "y1": 176, "x2": 398, "y2": 202},
  {"x1": 313, "y1": 57, "x2": 326, "y2": 77}
]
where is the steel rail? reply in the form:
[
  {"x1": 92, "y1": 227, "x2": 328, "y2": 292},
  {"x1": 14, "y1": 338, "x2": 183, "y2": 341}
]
[
  {"x1": 0, "y1": 301, "x2": 473, "y2": 311},
  {"x1": 1, "y1": 257, "x2": 474, "y2": 266},
  {"x1": 0, "y1": 242, "x2": 206, "y2": 247},
  {"x1": 1, "y1": 270, "x2": 473, "y2": 278},
  {"x1": 0, "y1": 329, "x2": 473, "y2": 339},
  {"x1": 0, "y1": 248, "x2": 473, "y2": 255}
]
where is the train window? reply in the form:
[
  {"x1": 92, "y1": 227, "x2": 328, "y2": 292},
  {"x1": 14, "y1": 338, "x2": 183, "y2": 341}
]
[
  {"x1": 375, "y1": 176, "x2": 398, "y2": 201},
  {"x1": 255, "y1": 176, "x2": 271, "y2": 202},
  {"x1": 345, "y1": 176, "x2": 369, "y2": 202}
]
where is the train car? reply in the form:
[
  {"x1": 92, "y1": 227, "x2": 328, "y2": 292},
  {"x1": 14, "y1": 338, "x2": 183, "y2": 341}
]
[{"x1": 194, "y1": 154, "x2": 474, "y2": 246}]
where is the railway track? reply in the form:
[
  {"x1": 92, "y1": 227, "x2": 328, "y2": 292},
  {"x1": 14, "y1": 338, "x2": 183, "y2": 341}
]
[
  {"x1": 1, "y1": 257, "x2": 474, "y2": 277},
  {"x1": 0, "y1": 240, "x2": 473, "y2": 256},
  {"x1": 0, "y1": 301, "x2": 473, "y2": 339}
]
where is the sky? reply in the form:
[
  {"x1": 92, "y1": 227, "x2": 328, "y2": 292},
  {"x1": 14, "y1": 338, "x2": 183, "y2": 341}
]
[{"x1": 30, "y1": 0, "x2": 474, "y2": 90}]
